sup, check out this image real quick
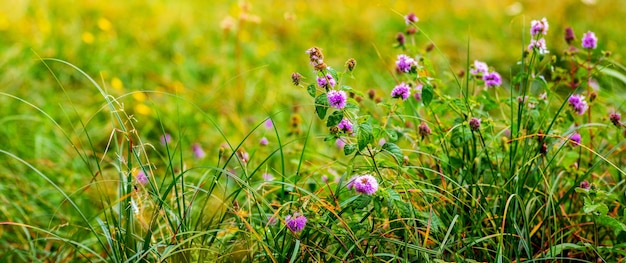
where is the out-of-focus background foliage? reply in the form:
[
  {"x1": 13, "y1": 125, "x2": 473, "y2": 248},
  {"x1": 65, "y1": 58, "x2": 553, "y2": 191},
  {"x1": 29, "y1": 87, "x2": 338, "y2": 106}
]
[{"x1": 2, "y1": 0, "x2": 624, "y2": 121}]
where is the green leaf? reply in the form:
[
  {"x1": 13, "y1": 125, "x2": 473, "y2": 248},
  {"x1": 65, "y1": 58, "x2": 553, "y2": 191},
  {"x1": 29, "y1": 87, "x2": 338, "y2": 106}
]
[
  {"x1": 326, "y1": 111, "x2": 344, "y2": 127},
  {"x1": 546, "y1": 243, "x2": 586, "y2": 256},
  {"x1": 583, "y1": 202, "x2": 609, "y2": 215},
  {"x1": 344, "y1": 144, "x2": 357, "y2": 155},
  {"x1": 422, "y1": 84, "x2": 433, "y2": 106},
  {"x1": 307, "y1": 84, "x2": 316, "y2": 98},
  {"x1": 597, "y1": 215, "x2": 626, "y2": 234},
  {"x1": 357, "y1": 122, "x2": 373, "y2": 151},
  {"x1": 315, "y1": 93, "x2": 328, "y2": 120},
  {"x1": 327, "y1": 67, "x2": 339, "y2": 82},
  {"x1": 385, "y1": 129, "x2": 399, "y2": 142},
  {"x1": 382, "y1": 142, "x2": 403, "y2": 163},
  {"x1": 352, "y1": 195, "x2": 372, "y2": 209}
]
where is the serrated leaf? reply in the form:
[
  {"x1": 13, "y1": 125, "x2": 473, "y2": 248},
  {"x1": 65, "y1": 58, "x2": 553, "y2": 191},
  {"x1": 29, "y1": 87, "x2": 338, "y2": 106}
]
[
  {"x1": 344, "y1": 144, "x2": 356, "y2": 155},
  {"x1": 382, "y1": 142, "x2": 403, "y2": 163},
  {"x1": 315, "y1": 93, "x2": 328, "y2": 120},
  {"x1": 422, "y1": 84, "x2": 433, "y2": 106},
  {"x1": 583, "y1": 203, "x2": 609, "y2": 215},
  {"x1": 597, "y1": 215, "x2": 626, "y2": 234},
  {"x1": 307, "y1": 84, "x2": 316, "y2": 98},
  {"x1": 357, "y1": 122, "x2": 373, "y2": 151},
  {"x1": 326, "y1": 111, "x2": 343, "y2": 127}
]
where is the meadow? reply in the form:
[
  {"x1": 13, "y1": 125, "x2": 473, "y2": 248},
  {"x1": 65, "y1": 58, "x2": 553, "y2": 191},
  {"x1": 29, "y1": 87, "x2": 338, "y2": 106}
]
[{"x1": 1, "y1": 0, "x2": 626, "y2": 262}]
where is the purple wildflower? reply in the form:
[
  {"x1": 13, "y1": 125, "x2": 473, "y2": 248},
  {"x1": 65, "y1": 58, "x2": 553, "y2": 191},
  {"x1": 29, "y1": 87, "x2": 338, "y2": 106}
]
[
  {"x1": 160, "y1": 133, "x2": 171, "y2": 145},
  {"x1": 530, "y1": 18, "x2": 549, "y2": 36},
  {"x1": 192, "y1": 143, "x2": 206, "y2": 159},
  {"x1": 237, "y1": 150, "x2": 249, "y2": 164},
  {"x1": 405, "y1": 13, "x2": 418, "y2": 25},
  {"x1": 582, "y1": 31, "x2": 597, "y2": 49},
  {"x1": 580, "y1": 180, "x2": 590, "y2": 190},
  {"x1": 326, "y1": 74, "x2": 336, "y2": 87},
  {"x1": 483, "y1": 72, "x2": 502, "y2": 88},
  {"x1": 327, "y1": 90, "x2": 347, "y2": 109},
  {"x1": 470, "y1": 60, "x2": 489, "y2": 76},
  {"x1": 378, "y1": 138, "x2": 386, "y2": 146},
  {"x1": 413, "y1": 84, "x2": 423, "y2": 101},
  {"x1": 267, "y1": 215, "x2": 278, "y2": 226},
  {"x1": 396, "y1": 32, "x2": 406, "y2": 46},
  {"x1": 396, "y1": 54, "x2": 416, "y2": 73},
  {"x1": 316, "y1": 76, "x2": 327, "y2": 87},
  {"x1": 285, "y1": 213, "x2": 307, "y2": 232},
  {"x1": 335, "y1": 138, "x2": 346, "y2": 150},
  {"x1": 469, "y1": 118, "x2": 481, "y2": 131},
  {"x1": 391, "y1": 82, "x2": 411, "y2": 100},
  {"x1": 353, "y1": 174, "x2": 379, "y2": 195},
  {"x1": 262, "y1": 173, "x2": 274, "y2": 181},
  {"x1": 528, "y1": 38, "x2": 549, "y2": 55},
  {"x1": 346, "y1": 176, "x2": 357, "y2": 190},
  {"x1": 568, "y1": 94, "x2": 588, "y2": 115},
  {"x1": 570, "y1": 132, "x2": 581, "y2": 145},
  {"x1": 136, "y1": 170, "x2": 148, "y2": 185},
  {"x1": 321, "y1": 175, "x2": 329, "y2": 183},
  {"x1": 264, "y1": 119, "x2": 274, "y2": 129},
  {"x1": 260, "y1": 137, "x2": 269, "y2": 146},
  {"x1": 337, "y1": 118, "x2": 353, "y2": 133},
  {"x1": 609, "y1": 112, "x2": 621, "y2": 126}
]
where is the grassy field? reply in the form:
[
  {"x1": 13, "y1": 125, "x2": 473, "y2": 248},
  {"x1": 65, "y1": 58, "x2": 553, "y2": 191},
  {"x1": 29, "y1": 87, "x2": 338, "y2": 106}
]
[{"x1": 1, "y1": 0, "x2": 626, "y2": 262}]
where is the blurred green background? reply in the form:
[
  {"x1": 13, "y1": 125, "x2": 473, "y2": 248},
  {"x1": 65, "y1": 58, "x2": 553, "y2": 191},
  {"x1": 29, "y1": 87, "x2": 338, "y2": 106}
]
[{"x1": 1, "y1": 0, "x2": 625, "y2": 170}]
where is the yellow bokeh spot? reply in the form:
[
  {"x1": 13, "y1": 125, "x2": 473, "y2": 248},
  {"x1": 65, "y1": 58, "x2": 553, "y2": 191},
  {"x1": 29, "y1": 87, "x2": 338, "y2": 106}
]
[
  {"x1": 134, "y1": 103, "x2": 152, "y2": 115},
  {"x1": 0, "y1": 14, "x2": 9, "y2": 31},
  {"x1": 81, "y1": 32, "x2": 94, "y2": 44},
  {"x1": 132, "y1": 92, "x2": 147, "y2": 102},
  {"x1": 171, "y1": 81, "x2": 185, "y2": 93},
  {"x1": 98, "y1": 18, "x2": 112, "y2": 32},
  {"x1": 111, "y1": 77, "x2": 123, "y2": 90},
  {"x1": 173, "y1": 53, "x2": 184, "y2": 65}
]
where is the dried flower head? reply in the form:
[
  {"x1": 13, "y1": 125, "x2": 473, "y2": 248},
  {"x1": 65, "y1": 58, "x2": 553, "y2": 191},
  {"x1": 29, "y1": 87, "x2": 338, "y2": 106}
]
[
  {"x1": 564, "y1": 27, "x2": 575, "y2": 45},
  {"x1": 609, "y1": 112, "x2": 622, "y2": 127},
  {"x1": 396, "y1": 32, "x2": 406, "y2": 46},
  {"x1": 469, "y1": 117, "x2": 481, "y2": 131},
  {"x1": 345, "y1": 58, "x2": 357, "y2": 71},
  {"x1": 580, "y1": 180, "x2": 590, "y2": 190},
  {"x1": 405, "y1": 13, "x2": 418, "y2": 25},
  {"x1": 368, "y1": 89, "x2": 376, "y2": 100},
  {"x1": 418, "y1": 122, "x2": 432, "y2": 138},
  {"x1": 291, "y1": 72, "x2": 302, "y2": 86},
  {"x1": 306, "y1": 46, "x2": 326, "y2": 70}
]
